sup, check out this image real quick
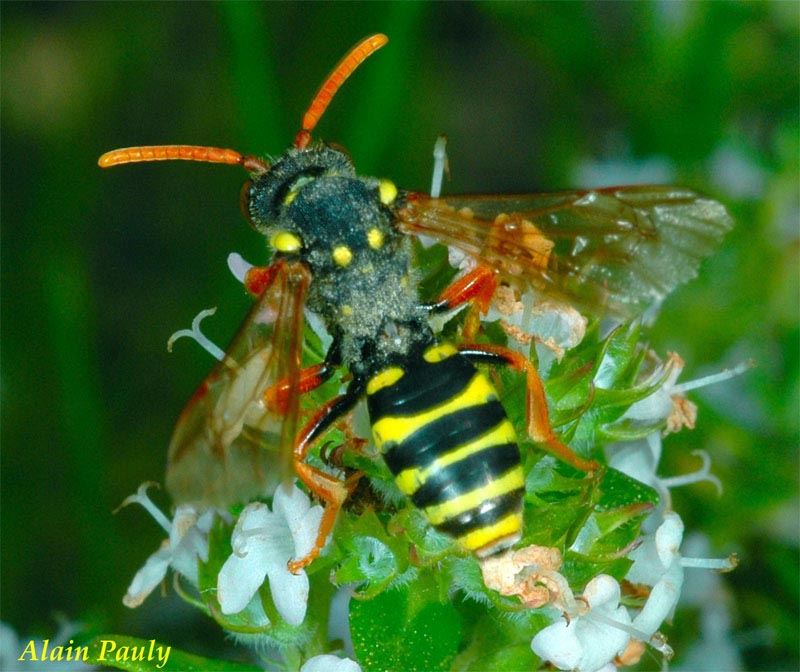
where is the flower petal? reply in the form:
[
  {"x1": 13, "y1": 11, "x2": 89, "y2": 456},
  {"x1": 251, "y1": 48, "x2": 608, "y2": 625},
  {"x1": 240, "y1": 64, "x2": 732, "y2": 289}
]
[
  {"x1": 531, "y1": 620, "x2": 582, "y2": 670},
  {"x1": 267, "y1": 564, "x2": 310, "y2": 626},
  {"x1": 123, "y1": 543, "x2": 171, "y2": 608},
  {"x1": 633, "y1": 561, "x2": 684, "y2": 636},
  {"x1": 300, "y1": 654, "x2": 362, "y2": 672},
  {"x1": 217, "y1": 534, "x2": 271, "y2": 615}
]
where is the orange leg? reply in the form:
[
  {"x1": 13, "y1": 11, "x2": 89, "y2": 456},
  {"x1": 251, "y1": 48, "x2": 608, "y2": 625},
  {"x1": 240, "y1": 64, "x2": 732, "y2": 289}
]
[
  {"x1": 287, "y1": 384, "x2": 363, "y2": 573},
  {"x1": 264, "y1": 362, "x2": 333, "y2": 414},
  {"x1": 426, "y1": 264, "x2": 498, "y2": 341},
  {"x1": 460, "y1": 343, "x2": 599, "y2": 473}
]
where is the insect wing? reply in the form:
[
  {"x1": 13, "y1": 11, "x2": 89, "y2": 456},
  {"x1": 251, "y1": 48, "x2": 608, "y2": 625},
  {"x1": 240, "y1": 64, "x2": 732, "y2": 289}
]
[
  {"x1": 398, "y1": 187, "x2": 733, "y2": 317},
  {"x1": 166, "y1": 260, "x2": 310, "y2": 509}
]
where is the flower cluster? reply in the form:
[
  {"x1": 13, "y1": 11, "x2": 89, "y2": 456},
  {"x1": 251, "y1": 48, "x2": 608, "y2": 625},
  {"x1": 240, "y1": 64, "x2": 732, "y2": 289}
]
[{"x1": 115, "y1": 253, "x2": 745, "y2": 671}]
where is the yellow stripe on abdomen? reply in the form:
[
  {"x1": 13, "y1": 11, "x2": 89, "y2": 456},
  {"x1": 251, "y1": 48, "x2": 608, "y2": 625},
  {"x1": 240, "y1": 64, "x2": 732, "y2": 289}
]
[
  {"x1": 371, "y1": 374, "x2": 496, "y2": 451},
  {"x1": 423, "y1": 468, "x2": 524, "y2": 525},
  {"x1": 394, "y1": 419, "x2": 516, "y2": 496}
]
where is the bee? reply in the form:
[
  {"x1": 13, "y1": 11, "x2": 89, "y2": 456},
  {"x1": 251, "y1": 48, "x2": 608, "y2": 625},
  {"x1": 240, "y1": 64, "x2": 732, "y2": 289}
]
[{"x1": 99, "y1": 34, "x2": 732, "y2": 572}]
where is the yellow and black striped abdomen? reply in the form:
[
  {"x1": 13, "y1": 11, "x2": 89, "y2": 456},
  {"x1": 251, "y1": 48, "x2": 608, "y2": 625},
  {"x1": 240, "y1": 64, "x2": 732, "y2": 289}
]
[{"x1": 366, "y1": 343, "x2": 524, "y2": 556}]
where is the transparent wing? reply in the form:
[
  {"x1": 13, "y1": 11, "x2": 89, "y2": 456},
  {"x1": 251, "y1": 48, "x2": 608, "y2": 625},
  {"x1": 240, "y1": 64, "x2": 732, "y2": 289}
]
[
  {"x1": 166, "y1": 260, "x2": 310, "y2": 508},
  {"x1": 397, "y1": 186, "x2": 733, "y2": 317}
]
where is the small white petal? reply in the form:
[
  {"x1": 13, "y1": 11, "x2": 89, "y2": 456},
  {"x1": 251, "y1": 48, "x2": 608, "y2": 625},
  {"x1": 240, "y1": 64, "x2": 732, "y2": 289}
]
[
  {"x1": 583, "y1": 574, "x2": 621, "y2": 609},
  {"x1": 273, "y1": 482, "x2": 312, "y2": 527},
  {"x1": 594, "y1": 664, "x2": 618, "y2": 672},
  {"x1": 273, "y1": 482, "x2": 324, "y2": 559},
  {"x1": 301, "y1": 654, "x2": 362, "y2": 672},
  {"x1": 654, "y1": 512, "x2": 684, "y2": 567},
  {"x1": 267, "y1": 565, "x2": 310, "y2": 626},
  {"x1": 532, "y1": 619, "x2": 583, "y2": 670},
  {"x1": 217, "y1": 536, "x2": 271, "y2": 615},
  {"x1": 575, "y1": 612, "x2": 629, "y2": 672},
  {"x1": 227, "y1": 252, "x2": 253, "y2": 284},
  {"x1": 123, "y1": 543, "x2": 171, "y2": 608},
  {"x1": 633, "y1": 562, "x2": 684, "y2": 636}
]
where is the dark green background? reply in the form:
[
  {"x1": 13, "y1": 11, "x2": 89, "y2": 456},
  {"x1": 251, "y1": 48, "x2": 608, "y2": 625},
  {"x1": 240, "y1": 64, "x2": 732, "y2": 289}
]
[{"x1": 2, "y1": 2, "x2": 797, "y2": 670}]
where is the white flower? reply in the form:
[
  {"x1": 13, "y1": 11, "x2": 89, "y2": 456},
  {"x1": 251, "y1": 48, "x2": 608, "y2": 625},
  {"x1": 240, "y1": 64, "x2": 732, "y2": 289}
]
[
  {"x1": 531, "y1": 574, "x2": 632, "y2": 672},
  {"x1": 618, "y1": 353, "x2": 752, "y2": 435},
  {"x1": 300, "y1": 654, "x2": 362, "y2": 672},
  {"x1": 609, "y1": 433, "x2": 722, "y2": 527},
  {"x1": 217, "y1": 482, "x2": 323, "y2": 626},
  {"x1": 626, "y1": 512, "x2": 737, "y2": 638},
  {"x1": 120, "y1": 483, "x2": 214, "y2": 608}
]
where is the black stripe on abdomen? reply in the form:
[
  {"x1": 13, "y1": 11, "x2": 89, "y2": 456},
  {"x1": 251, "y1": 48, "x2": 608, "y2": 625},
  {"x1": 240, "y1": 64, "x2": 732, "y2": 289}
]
[
  {"x1": 382, "y1": 400, "x2": 507, "y2": 475},
  {"x1": 410, "y1": 443, "x2": 521, "y2": 508}
]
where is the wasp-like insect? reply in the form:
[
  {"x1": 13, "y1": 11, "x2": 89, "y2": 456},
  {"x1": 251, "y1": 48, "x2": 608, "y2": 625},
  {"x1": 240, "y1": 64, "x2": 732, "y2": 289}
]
[{"x1": 100, "y1": 34, "x2": 732, "y2": 572}]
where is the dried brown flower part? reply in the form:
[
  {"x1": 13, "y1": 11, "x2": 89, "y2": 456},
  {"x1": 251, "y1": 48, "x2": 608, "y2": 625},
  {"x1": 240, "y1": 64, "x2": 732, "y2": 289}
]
[
  {"x1": 615, "y1": 638, "x2": 646, "y2": 667},
  {"x1": 493, "y1": 284, "x2": 523, "y2": 316},
  {"x1": 480, "y1": 544, "x2": 564, "y2": 608},
  {"x1": 666, "y1": 395, "x2": 698, "y2": 434}
]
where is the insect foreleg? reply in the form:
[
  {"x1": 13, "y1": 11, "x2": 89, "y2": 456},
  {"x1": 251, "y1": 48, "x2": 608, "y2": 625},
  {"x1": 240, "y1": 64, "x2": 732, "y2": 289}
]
[
  {"x1": 287, "y1": 381, "x2": 365, "y2": 574},
  {"x1": 459, "y1": 344, "x2": 599, "y2": 473},
  {"x1": 423, "y1": 264, "x2": 498, "y2": 340}
]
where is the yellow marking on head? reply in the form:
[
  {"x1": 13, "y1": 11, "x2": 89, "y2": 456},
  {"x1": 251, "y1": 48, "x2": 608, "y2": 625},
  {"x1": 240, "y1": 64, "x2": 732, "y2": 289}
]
[
  {"x1": 367, "y1": 367, "x2": 405, "y2": 396},
  {"x1": 394, "y1": 420, "x2": 517, "y2": 495},
  {"x1": 283, "y1": 190, "x2": 299, "y2": 206},
  {"x1": 367, "y1": 227, "x2": 384, "y2": 249},
  {"x1": 371, "y1": 373, "x2": 497, "y2": 450},
  {"x1": 459, "y1": 511, "x2": 523, "y2": 553},
  {"x1": 332, "y1": 245, "x2": 353, "y2": 267},
  {"x1": 423, "y1": 343, "x2": 458, "y2": 363},
  {"x1": 378, "y1": 179, "x2": 397, "y2": 205},
  {"x1": 424, "y1": 468, "x2": 524, "y2": 525},
  {"x1": 270, "y1": 231, "x2": 302, "y2": 253},
  {"x1": 341, "y1": 304, "x2": 354, "y2": 316}
]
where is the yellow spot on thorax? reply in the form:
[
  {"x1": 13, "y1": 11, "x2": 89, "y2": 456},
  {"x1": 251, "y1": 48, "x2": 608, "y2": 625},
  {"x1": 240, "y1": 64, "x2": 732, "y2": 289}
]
[
  {"x1": 378, "y1": 179, "x2": 397, "y2": 205},
  {"x1": 271, "y1": 231, "x2": 302, "y2": 253},
  {"x1": 367, "y1": 227, "x2": 384, "y2": 249},
  {"x1": 367, "y1": 367, "x2": 405, "y2": 395},
  {"x1": 332, "y1": 245, "x2": 353, "y2": 267}
]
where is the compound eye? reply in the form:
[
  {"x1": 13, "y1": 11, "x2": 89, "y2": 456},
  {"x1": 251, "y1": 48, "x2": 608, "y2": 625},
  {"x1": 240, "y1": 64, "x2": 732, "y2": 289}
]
[{"x1": 239, "y1": 179, "x2": 254, "y2": 225}]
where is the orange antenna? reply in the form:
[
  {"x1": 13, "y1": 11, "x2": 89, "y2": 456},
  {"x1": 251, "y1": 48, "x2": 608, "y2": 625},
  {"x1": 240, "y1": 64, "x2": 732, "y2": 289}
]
[
  {"x1": 295, "y1": 33, "x2": 389, "y2": 149},
  {"x1": 97, "y1": 145, "x2": 271, "y2": 174}
]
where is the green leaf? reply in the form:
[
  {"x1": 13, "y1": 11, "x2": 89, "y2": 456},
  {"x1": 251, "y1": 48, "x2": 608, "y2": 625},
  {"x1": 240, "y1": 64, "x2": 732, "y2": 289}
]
[
  {"x1": 83, "y1": 635, "x2": 261, "y2": 672},
  {"x1": 452, "y1": 602, "x2": 547, "y2": 672},
  {"x1": 350, "y1": 585, "x2": 462, "y2": 672}
]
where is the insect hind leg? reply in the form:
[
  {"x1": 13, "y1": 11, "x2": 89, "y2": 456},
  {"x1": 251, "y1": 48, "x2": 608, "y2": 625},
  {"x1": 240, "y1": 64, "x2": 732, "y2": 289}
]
[
  {"x1": 459, "y1": 343, "x2": 600, "y2": 473},
  {"x1": 287, "y1": 383, "x2": 363, "y2": 573}
]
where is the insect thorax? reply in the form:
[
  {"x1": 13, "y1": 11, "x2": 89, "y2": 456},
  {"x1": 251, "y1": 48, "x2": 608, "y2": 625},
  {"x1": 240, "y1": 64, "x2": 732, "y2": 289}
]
[{"x1": 247, "y1": 146, "x2": 431, "y2": 375}]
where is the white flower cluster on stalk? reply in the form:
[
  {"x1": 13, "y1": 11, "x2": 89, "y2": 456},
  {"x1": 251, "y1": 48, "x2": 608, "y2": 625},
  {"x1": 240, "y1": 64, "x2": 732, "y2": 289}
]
[
  {"x1": 216, "y1": 483, "x2": 323, "y2": 624},
  {"x1": 116, "y1": 255, "x2": 746, "y2": 671},
  {"x1": 524, "y1": 349, "x2": 742, "y2": 671},
  {"x1": 120, "y1": 480, "x2": 324, "y2": 628}
]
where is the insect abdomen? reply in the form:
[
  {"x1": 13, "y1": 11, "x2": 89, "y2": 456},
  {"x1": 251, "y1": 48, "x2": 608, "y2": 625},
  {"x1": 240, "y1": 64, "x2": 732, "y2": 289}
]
[{"x1": 366, "y1": 343, "x2": 524, "y2": 556}]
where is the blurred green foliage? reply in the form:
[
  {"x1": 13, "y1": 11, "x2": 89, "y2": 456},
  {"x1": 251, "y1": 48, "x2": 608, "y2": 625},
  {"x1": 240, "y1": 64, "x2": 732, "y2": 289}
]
[{"x1": 1, "y1": 2, "x2": 797, "y2": 670}]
